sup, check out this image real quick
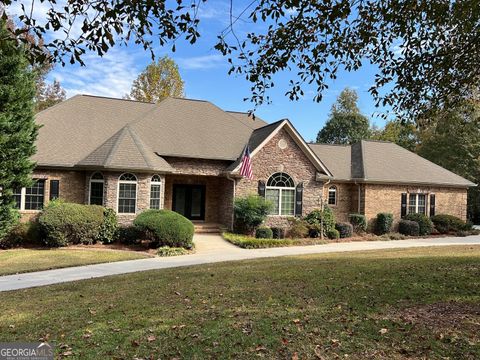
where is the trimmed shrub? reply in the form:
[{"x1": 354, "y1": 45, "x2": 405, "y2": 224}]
[
  {"x1": 375, "y1": 213, "x2": 393, "y2": 235},
  {"x1": 327, "y1": 229, "x2": 340, "y2": 240},
  {"x1": 157, "y1": 246, "x2": 188, "y2": 257},
  {"x1": 233, "y1": 195, "x2": 272, "y2": 235},
  {"x1": 335, "y1": 222, "x2": 353, "y2": 238},
  {"x1": 305, "y1": 207, "x2": 336, "y2": 237},
  {"x1": 133, "y1": 209, "x2": 194, "y2": 249},
  {"x1": 404, "y1": 213, "x2": 433, "y2": 235},
  {"x1": 223, "y1": 233, "x2": 295, "y2": 249},
  {"x1": 398, "y1": 220, "x2": 420, "y2": 236},
  {"x1": 255, "y1": 227, "x2": 273, "y2": 239},
  {"x1": 271, "y1": 227, "x2": 286, "y2": 239},
  {"x1": 39, "y1": 203, "x2": 104, "y2": 247},
  {"x1": 98, "y1": 208, "x2": 118, "y2": 244},
  {"x1": 431, "y1": 214, "x2": 468, "y2": 234},
  {"x1": 117, "y1": 226, "x2": 143, "y2": 245},
  {"x1": 287, "y1": 218, "x2": 309, "y2": 238},
  {"x1": 349, "y1": 214, "x2": 367, "y2": 233},
  {"x1": 0, "y1": 222, "x2": 43, "y2": 249}
]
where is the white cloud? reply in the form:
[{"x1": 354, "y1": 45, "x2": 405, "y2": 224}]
[
  {"x1": 176, "y1": 54, "x2": 226, "y2": 70},
  {"x1": 50, "y1": 47, "x2": 142, "y2": 98}
]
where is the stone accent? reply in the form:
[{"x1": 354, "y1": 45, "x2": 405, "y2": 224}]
[
  {"x1": 235, "y1": 128, "x2": 324, "y2": 227},
  {"x1": 362, "y1": 184, "x2": 468, "y2": 228},
  {"x1": 20, "y1": 168, "x2": 86, "y2": 222}
]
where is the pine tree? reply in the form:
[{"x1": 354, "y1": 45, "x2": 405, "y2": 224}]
[
  {"x1": 0, "y1": 19, "x2": 38, "y2": 239},
  {"x1": 316, "y1": 88, "x2": 371, "y2": 144}
]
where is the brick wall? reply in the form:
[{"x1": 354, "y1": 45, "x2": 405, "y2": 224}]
[
  {"x1": 20, "y1": 168, "x2": 86, "y2": 222},
  {"x1": 322, "y1": 182, "x2": 357, "y2": 223},
  {"x1": 164, "y1": 157, "x2": 231, "y2": 176},
  {"x1": 363, "y1": 183, "x2": 468, "y2": 228},
  {"x1": 235, "y1": 128, "x2": 324, "y2": 227}
]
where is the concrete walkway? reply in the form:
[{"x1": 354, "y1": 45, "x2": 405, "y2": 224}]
[{"x1": 1, "y1": 234, "x2": 480, "y2": 292}]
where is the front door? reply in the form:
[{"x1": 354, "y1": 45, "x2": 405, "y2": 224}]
[{"x1": 172, "y1": 184, "x2": 206, "y2": 220}]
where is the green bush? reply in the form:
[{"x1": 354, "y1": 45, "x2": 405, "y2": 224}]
[
  {"x1": 404, "y1": 213, "x2": 433, "y2": 235},
  {"x1": 335, "y1": 222, "x2": 353, "y2": 238},
  {"x1": 398, "y1": 220, "x2": 420, "y2": 236},
  {"x1": 39, "y1": 203, "x2": 104, "y2": 247},
  {"x1": 271, "y1": 227, "x2": 286, "y2": 239},
  {"x1": 223, "y1": 233, "x2": 294, "y2": 248},
  {"x1": 133, "y1": 209, "x2": 194, "y2": 249},
  {"x1": 375, "y1": 213, "x2": 393, "y2": 235},
  {"x1": 0, "y1": 222, "x2": 43, "y2": 249},
  {"x1": 382, "y1": 232, "x2": 407, "y2": 240},
  {"x1": 98, "y1": 208, "x2": 118, "y2": 244},
  {"x1": 117, "y1": 226, "x2": 143, "y2": 245},
  {"x1": 233, "y1": 195, "x2": 272, "y2": 235},
  {"x1": 255, "y1": 226, "x2": 273, "y2": 239},
  {"x1": 327, "y1": 229, "x2": 340, "y2": 240},
  {"x1": 431, "y1": 214, "x2": 468, "y2": 234},
  {"x1": 305, "y1": 207, "x2": 336, "y2": 237},
  {"x1": 287, "y1": 218, "x2": 309, "y2": 238},
  {"x1": 349, "y1": 214, "x2": 367, "y2": 233},
  {"x1": 157, "y1": 246, "x2": 188, "y2": 257}
]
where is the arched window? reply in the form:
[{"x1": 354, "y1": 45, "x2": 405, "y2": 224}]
[
  {"x1": 266, "y1": 172, "x2": 295, "y2": 215},
  {"x1": 118, "y1": 173, "x2": 137, "y2": 214},
  {"x1": 150, "y1": 174, "x2": 162, "y2": 209},
  {"x1": 328, "y1": 185, "x2": 337, "y2": 206},
  {"x1": 89, "y1": 172, "x2": 104, "y2": 205}
]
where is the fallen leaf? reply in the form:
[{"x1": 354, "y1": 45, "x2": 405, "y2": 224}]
[
  {"x1": 292, "y1": 352, "x2": 299, "y2": 360},
  {"x1": 147, "y1": 335, "x2": 156, "y2": 342},
  {"x1": 379, "y1": 328, "x2": 388, "y2": 335},
  {"x1": 131, "y1": 340, "x2": 140, "y2": 347}
]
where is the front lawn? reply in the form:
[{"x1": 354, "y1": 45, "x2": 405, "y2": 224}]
[
  {"x1": 0, "y1": 249, "x2": 150, "y2": 276},
  {"x1": 1, "y1": 246, "x2": 479, "y2": 358}
]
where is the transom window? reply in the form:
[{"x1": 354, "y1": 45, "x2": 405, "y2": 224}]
[
  {"x1": 118, "y1": 173, "x2": 137, "y2": 214},
  {"x1": 13, "y1": 179, "x2": 46, "y2": 210},
  {"x1": 89, "y1": 172, "x2": 104, "y2": 205},
  {"x1": 408, "y1": 193, "x2": 427, "y2": 215},
  {"x1": 265, "y1": 172, "x2": 295, "y2": 216},
  {"x1": 150, "y1": 175, "x2": 162, "y2": 209},
  {"x1": 328, "y1": 186, "x2": 337, "y2": 205}
]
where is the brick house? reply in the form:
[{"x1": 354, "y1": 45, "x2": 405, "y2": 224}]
[{"x1": 16, "y1": 95, "x2": 473, "y2": 230}]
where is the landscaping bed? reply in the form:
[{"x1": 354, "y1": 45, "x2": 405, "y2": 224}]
[{"x1": 0, "y1": 246, "x2": 479, "y2": 359}]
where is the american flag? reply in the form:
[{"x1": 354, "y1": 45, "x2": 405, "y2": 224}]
[{"x1": 239, "y1": 145, "x2": 253, "y2": 180}]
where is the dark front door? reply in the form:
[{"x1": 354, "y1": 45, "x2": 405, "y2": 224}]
[{"x1": 172, "y1": 184, "x2": 206, "y2": 220}]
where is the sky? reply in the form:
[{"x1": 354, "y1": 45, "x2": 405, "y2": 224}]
[{"x1": 9, "y1": 0, "x2": 392, "y2": 142}]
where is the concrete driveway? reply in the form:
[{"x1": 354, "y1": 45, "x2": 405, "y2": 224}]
[{"x1": 1, "y1": 234, "x2": 480, "y2": 292}]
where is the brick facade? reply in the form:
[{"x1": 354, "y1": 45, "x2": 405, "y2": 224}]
[
  {"x1": 322, "y1": 182, "x2": 358, "y2": 223},
  {"x1": 363, "y1": 184, "x2": 468, "y2": 228},
  {"x1": 235, "y1": 128, "x2": 324, "y2": 227}
]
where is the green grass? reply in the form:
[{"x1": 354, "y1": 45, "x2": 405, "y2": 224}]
[
  {"x1": 223, "y1": 232, "x2": 328, "y2": 248},
  {"x1": 0, "y1": 249, "x2": 149, "y2": 276},
  {"x1": 1, "y1": 246, "x2": 480, "y2": 359}
]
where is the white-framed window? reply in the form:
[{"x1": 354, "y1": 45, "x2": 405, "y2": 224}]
[
  {"x1": 118, "y1": 173, "x2": 137, "y2": 214},
  {"x1": 265, "y1": 172, "x2": 295, "y2": 216},
  {"x1": 13, "y1": 179, "x2": 46, "y2": 211},
  {"x1": 328, "y1": 185, "x2": 337, "y2": 205},
  {"x1": 408, "y1": 193, "x2": 427, "y2": 215},
  {"x1": 150, "y1": 174, "x2": 162, "y2": 209},
  {"x1": 89, "y1": 172, "x2": 104, "y2": 205}
]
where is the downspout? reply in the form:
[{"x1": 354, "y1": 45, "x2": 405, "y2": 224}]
[
  {"x1": 355, "y1": 180, "x2": 361, "y2": 213},
  {"x1": 226, "y1": 174, "x2": 236, "y2": 231}
]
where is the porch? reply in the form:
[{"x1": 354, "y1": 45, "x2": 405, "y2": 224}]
[{"x1": 164, "y1": 174, "x2": 235, "y2": 230}]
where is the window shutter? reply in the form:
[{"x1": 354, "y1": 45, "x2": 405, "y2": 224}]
[
  {"x1": 258, "y1": 180, "x2": 266, "y2": 197},
  {"x1": 401, "y1": 193, "x2": 407, "y2": 217},
  {"x1": 430, "y1": 194, "x2": 436, "y2": 217},
  {"x1": 295, "y1": 182, "x2": 304, "y2": 217},
  {"x1": 49, "y1": 180, "x2": 60, "y2": 200}
]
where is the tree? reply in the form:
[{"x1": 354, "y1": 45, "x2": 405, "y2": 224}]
[
  {"x1": 0, "y1": 19, "x2": 38, "y2": 239},
  {"x1": 417, "y1": 101, "x2": 480, "y2": 222},
  {"x1": 126, "y1": 56, "x2": 184, "y2": 103},
  {"x1": 3, "y1": 1, "x2": 479, "y2": 120},
  {"x1": 316, "y1": 88, "x2": 370, "y2": 144},
  {"x1": 35, "y1": 78, "x2": 66, "y2": 112},
  {"x1": 371, "y1": 120, "x2": 418, "y2": 152}
]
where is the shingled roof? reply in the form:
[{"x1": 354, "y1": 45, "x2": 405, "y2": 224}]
[{"x1": 309, "y1": 140, "x2": 474, "y2": 187}]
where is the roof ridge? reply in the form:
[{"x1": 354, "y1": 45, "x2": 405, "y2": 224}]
[
  {"x1": 104, "y1": 126, "x2": 129, "y2": 166},
  {"x1": 125, "y1": 125, "x2": 155, "y2": 168},
  {"x1": 79, "y1": 94, "x2": 155, "y2": 104},
  {"x1": 308, "y1": 142, "x2": 351, "y2": 147}
]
